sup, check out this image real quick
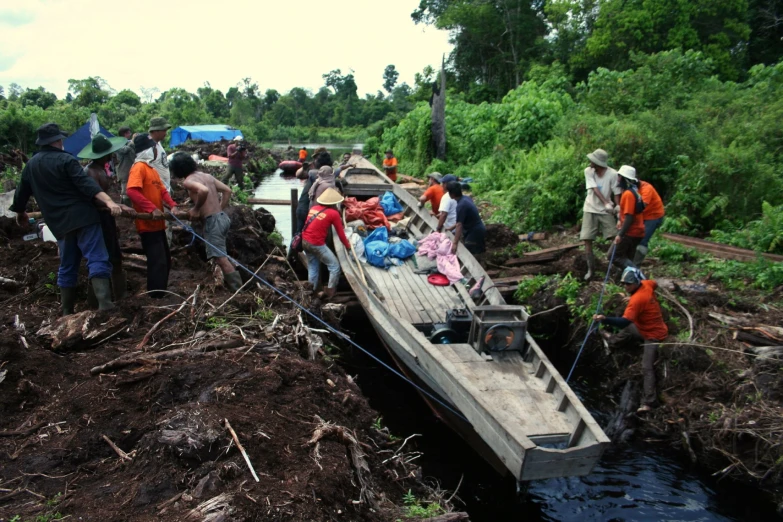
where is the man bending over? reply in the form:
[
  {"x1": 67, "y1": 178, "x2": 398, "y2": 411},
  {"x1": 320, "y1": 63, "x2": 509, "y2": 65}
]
[{"x1": 169, "y1": 153, "x2": 242, "y2": 292}]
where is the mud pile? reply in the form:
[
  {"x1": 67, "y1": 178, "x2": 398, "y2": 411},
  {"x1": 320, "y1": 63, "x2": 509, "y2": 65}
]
[{"x1": 0, "y1": 200, "x2": 452, "y2": 521}]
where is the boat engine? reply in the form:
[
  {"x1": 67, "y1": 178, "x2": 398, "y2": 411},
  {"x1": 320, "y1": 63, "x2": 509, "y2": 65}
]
[
  {"x1": 468, "y1": 305, "x2": 528, "y2": 355},
  {"x1": 428, "y1": 309, "x2": 473, "y2": 344}
]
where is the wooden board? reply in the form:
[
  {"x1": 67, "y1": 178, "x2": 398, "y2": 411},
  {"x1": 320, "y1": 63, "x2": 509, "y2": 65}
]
[{"x1": 661, "y1": 233, "x2": 783, "y2": 263}]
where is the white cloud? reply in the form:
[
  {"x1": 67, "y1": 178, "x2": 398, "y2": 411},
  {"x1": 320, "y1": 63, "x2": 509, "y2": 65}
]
[{"x1": 0, "y1": 0, "x2": 452, "y2": 99}]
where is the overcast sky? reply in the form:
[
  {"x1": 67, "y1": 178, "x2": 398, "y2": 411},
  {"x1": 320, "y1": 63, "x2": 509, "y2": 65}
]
[{"x1": 0, "y1": 0, "x2": 452, "y2": 99}]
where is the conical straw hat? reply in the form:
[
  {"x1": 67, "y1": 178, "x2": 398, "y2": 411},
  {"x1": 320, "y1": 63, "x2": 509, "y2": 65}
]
[{"x1": 316, "y1": 187, "x2": 344, "y2": 206}]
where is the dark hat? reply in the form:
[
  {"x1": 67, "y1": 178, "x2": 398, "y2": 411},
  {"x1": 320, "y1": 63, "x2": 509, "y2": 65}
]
[
  {"x1": 35, "y1": 123, "x2": 69, "y2": 146},
  {"x1": 148, "y1": 117, "x2": 171, "y2": 132},
  {"x1": 133, "y1": 133, "x2": 156, "y2": 154},
  {"x1": 77, "y1": 134, "x2": 127, "y2": 159},
  {"x1": 440, "y1": 174, "x2": 457, "y2": 184}
]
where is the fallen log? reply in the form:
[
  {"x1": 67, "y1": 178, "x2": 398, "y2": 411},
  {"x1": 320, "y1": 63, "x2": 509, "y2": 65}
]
[
  {"x1": 734, "y1": 330, "x2": 777, "y2": 346},
  {"x1": 661, "y1": 233, "x2": 783, "y2": 263},
  {"x1": 37, "y1": 312, "x2": 128, "y2": 350},
  {"x1": 90, "y1": 339, "x2": 246, "y2": 375}
]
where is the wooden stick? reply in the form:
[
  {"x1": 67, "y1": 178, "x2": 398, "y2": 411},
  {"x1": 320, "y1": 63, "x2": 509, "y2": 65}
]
[
  {"x1": 102, "y1": 434, "x2": 132, "y2": 461},
  {"x1": 90, "y1": 339, "x2": 245, "y2": 375},
  {"x1": 136, "y1": 286, "x2": 199, "y2": 350},
  {"x1": 27, "y1": 209, "x2": 191, "y2": 222},
  {"x1": 0, "y1": 421, "x2": 46, "y2": 438},
  {"x1": 342, "y1": 210, "x2": 368, "y2": 286},
  {"x1": 224, "y1": 419, "x2": 260, "y2": 482}
]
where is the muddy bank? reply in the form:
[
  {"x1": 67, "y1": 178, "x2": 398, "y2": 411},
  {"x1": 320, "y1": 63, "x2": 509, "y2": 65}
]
[
  {"x1": 480, "y1": 226, "x2": 783, "y2": 511},
  {"x1": 0, "y1": 195, "x2": 461, "y2": 521},
  {"x1": 174, "y1": 140, "x2": 281, "y2": 182}
]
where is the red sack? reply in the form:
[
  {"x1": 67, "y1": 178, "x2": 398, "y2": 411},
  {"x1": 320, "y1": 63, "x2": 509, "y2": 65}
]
[{"x1": 343, "y1": 197, "x2": 390, "y2": 231}]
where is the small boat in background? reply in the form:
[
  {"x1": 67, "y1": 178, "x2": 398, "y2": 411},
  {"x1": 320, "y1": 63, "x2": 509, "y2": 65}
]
[{"x1": 278, "y1": 160, "x2": 302, "y2": 173}]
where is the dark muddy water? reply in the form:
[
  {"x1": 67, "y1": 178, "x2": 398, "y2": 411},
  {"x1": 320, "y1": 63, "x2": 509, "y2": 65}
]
[{"x1": 251, "y1": 168, "x2": 777, "y2": 521}]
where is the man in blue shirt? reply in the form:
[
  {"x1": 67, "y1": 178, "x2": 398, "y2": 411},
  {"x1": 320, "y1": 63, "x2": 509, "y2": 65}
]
[{"x1": 447, "y1": 182, "x2": 486, "y2": 255}]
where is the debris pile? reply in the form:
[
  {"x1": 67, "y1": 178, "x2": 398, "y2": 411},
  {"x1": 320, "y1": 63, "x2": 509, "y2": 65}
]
[
  {"x1": 0, "y1": 199, "x2": 461, "y2": 520},
  {"x1": 174, "y1": 140, "x2": 281, "y2": 179}
]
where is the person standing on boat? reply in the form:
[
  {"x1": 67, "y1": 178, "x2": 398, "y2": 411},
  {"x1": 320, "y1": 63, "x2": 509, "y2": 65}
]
[
  {"x1": 299, "y1": 146, "x2": 308, "y2": 162},
  {"x1": 581, "y1": 149, "x2": 622, "y2": 280},
  {"x1": 418, "y1": 173, "x2": 444, "y2": 216},
  {"x1": 447, "y1": 182, "x2": 486, "y2": 255},
  {"x1": 593, "y1": 267, "x2": 668, "y2": 414},
  {"x1": 382, "y1": 150, "x2": 398, "y2": 182},
  {"x1": 223, "y1": 136, "x2": 248, "y2": 190},
  {"x1": 436, "y1": 174, "x2": 458, "y2": 233},
  {"x1": 309, "y1": 153, "x2": 337, "y2": 207},
  {"x1": 302, "y1": 188, "x2": 351, "y2": 299},
  {"x1": 295, "y1": 161, "x2": 316, "y2": 234},
  {"x1": 634, "y1": 178, "x2": 665, "y2": 265},
  {"x1": 335, "y1": 153, "x2": 354, "y2": 178},
  {"x1": 613, "y1": 165, "x2": 645, "y2": 269}
]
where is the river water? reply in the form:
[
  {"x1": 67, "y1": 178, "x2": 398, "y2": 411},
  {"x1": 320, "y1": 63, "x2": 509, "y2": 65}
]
[{"x1": 249, "y1": 165, "x2": 777, "y2": 522}]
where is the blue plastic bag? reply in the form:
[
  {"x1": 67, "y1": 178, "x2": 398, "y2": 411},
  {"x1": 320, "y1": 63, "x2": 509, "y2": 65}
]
[
  {"x1": 364, "y1": 240, "x2": 389, "y2": 268},
  {"x1": 388, "y1": 239, "x2": 416, "y2": 260},
  {"x1": 363, "y1": 226, "x2": 388, "y2": 246},
  {"x1": 380, "y1": 191, "x2": 403, "y2": 216}
]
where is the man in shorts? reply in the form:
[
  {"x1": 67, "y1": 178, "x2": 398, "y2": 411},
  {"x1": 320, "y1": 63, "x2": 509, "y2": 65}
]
[
  {"x1": 580, "y1": 148, "x2": 621, "y2": 280},
  {"x1": 169, "y1": 153, "x2": 242, "y2": 292}
]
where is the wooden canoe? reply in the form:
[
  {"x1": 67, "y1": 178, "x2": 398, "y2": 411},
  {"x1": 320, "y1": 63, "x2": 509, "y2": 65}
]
[{"x1": 333, "y1": 156, "x2": 610, "y2": 481}]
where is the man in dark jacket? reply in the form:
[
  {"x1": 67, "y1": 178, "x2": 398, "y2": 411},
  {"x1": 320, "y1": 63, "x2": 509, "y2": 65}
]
[{"x1": 10, "y1": 123, "x2": 122, "y2": 316}]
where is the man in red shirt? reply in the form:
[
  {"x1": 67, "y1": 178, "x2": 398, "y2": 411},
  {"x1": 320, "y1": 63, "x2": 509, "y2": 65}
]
[
  {"x1": 126, "y1": 134, "x2": 179, "y2": 298},
  {"x1": 634, "y1": 179, "x2": 665, "y2": 265},
  {"x1": 594, "y1": 267, "x2": 668, "y2": 413},
  {"x1": 302, "y1": 187, "x2": 351, "y2": 299},
  {"x1": 612, "y1": 165, "x2": 645, "y2": 269},
  {"x1": 418, "y1": 173, "x2": 444, "y2": 215},
  {"x1": 382, "y1": 150, "x2": 398, "y2": 182},
  {"x1": 223, "y1": 136, "x2": 248, "y2": 189}
]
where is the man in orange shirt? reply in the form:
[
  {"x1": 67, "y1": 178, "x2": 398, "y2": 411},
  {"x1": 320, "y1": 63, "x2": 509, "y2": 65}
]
[
  {"x1": 612, "y1": 165, "x2": 645, "y2": 269},
  {"x1": 382, "y1": 149, "x2": 398, "y2": 182},
  {"x1": 418, "y1": 173, "x2": 444, "y2": 215},
  {"x1": 298, "y1": 147, "x2": 307, "y2": 162},
  {"x1": 634, "y1": 179, "x2": 665, "y2": 265},
  {"x1": 126, "y1": 134, "x2": 179, "y2": 298},
  {"x1": 594, "y1": 267, "x2": 668, "y2": 413}
]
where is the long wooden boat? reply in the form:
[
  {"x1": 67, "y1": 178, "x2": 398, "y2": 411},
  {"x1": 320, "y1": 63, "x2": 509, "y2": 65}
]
[{"x1": 332, "y1": 156, "x2": 610, "y2": 481}]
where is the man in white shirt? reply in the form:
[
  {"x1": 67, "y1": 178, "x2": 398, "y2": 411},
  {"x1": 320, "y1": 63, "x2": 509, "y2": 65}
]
[
  {"x1": 148, "y1": 117, "x2": 172, "y2": 191},
  {"x1": 580, "y1": 149, "x2": 621, "y2": 280},
  {"x1": 436, "y1": 174, "x2": 458, "y2": 232}
]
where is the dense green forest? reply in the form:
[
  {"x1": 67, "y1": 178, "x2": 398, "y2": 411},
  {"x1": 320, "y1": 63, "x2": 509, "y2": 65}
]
[
  {"x1": 366, "y1": 0, "x2": 783, "y2": 264},
  {"x1": 0, "y1": 65, "x2": 422, "y2": 152}
]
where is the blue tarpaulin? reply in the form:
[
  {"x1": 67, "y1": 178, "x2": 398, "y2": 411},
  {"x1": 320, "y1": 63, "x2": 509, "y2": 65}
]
[
  {"x1": 169, "y1": 125, "x2": 243, "y2": 148},
  {"x1": 63, "y1": 123, "x2": 114, "y2": 157}
]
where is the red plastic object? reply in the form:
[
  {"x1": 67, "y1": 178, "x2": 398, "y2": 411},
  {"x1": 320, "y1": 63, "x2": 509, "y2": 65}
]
[
  {"x1": 208, "y1": 154, "x2": 228, "y2": 163},
  {"x1": 427, "y1": 273, "x2": 450, "y2": 286},
  {"x1": 278, "y1": 160, "x2": 303, "y2": 172}
]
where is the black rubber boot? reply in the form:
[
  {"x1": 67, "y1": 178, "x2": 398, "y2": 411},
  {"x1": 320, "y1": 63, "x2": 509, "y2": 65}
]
[
  {"x1": 91, "y1": 278, "x2": 116, "y2": 311},
  {"x1": 61, "y1": 287, "x2": 78, "y2": 316},
  {"x1": 224, "y1": 271, "x2": 243, "y2": 292},
  {"x1": 112, "y1": 267, "x2": 127, "y2": 301}
]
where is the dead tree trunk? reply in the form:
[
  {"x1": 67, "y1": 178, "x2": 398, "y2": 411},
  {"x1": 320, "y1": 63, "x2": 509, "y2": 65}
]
[{"x1": 431, "y1": 56, "x2": 447, "y2": 161}]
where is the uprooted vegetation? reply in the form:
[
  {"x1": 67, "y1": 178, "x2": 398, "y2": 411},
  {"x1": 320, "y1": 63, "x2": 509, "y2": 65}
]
[
  {"x1": 0, "y1": 197, "x2": 464, "y2": 521},
  {"x1": 493, "y1": 230, "x2": 783, "y2": 505}
]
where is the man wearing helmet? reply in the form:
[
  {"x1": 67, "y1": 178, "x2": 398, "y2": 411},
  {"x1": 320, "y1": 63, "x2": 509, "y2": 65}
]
[{"x1": 593, "y1": 267, "x2": 668, "y2": 414}]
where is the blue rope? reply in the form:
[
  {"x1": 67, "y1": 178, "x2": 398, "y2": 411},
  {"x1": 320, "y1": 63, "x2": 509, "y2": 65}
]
[
  {"x1": 168, "y1": 212, "x2": 470, "y2": 423},
  {"x1": 566, "y1": 244, "x2": 617, "y2": 383}
]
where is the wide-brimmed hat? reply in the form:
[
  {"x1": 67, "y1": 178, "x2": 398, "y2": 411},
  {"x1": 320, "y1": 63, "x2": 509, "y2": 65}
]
[
  {"x1": 316, "y1": 187, "x2": 344, "y2": 206},
  {"x1": 587, "y1": 149, "x2": 609, "y2": 168},
  {"x1": 133, "y1": 134, "x2": 156, "y2": 154},
  {"x1": 427, "y1": 172, "x2": 442, "y2": 182},
  {"x1": 77, "y1": 134, "x2": 127, "y2": 159},
  {"x1": 35, "y1": 123, "x2": 69, "y2": 146},
  {"x1": 233, "y1": 136, "x2": 244, "y2": 141},
  {"x1": 618, "y1": 165, "x2": 638, "y2": 182},
  {"x1": 148, "y1": 117, "x2": 171, "y2": 132},
  {"x1": 440, "y1": 174, "x2": 457, "y2": 184}
]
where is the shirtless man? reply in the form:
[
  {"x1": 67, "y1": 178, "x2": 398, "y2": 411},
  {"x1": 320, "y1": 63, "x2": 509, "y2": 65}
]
[
  {"x1": 169, "y1": 153, "x2": 242, "y2": 292},
  {"x1": 77, "y1": 134, "x2": 137, "y2": 300}
]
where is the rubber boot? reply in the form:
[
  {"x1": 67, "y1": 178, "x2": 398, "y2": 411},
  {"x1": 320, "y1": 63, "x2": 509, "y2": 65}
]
[
  {"x1": 224, "y1": 271, "x2": 243, "y2": 292},
  {"x1": 112, "y1": 267, "x2": 127, "y2": 301},
  {"x1": 61, "y1": 287, "x2": 77, "y2": 316},
  {"x1": 86, "y1": 283, "x2": 99, "y2": 309},
  {"x1": 633, "y1": 245, "x2": 648, "y2": 267},
  {"x1": 584, "y1": 253, "x2": 596, "y2": 281},
  {"x1": 91, "y1": 278, "x2": 116, "y2": 311}
]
